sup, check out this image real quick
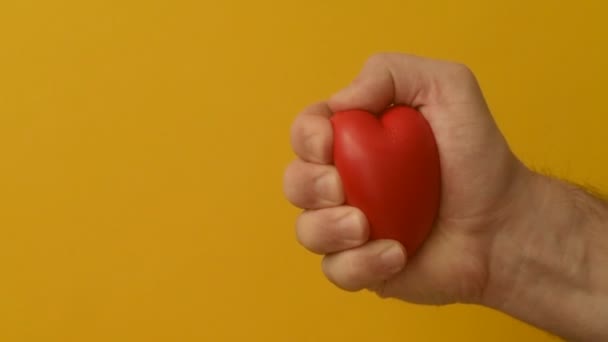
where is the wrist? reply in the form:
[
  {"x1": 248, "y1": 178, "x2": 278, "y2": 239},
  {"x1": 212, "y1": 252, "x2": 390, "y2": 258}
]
[{"x1": 482, "y1": 169, "x2": 608, "y2": 341}]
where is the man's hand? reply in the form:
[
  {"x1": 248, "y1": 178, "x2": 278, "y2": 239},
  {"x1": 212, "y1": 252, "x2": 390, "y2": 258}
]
[
  {"x1": 283, "y1": 53, "x2": 608, "y2": 341},
  {"x1": 284, "y1": 53, "x2": 528, "y2": 303}
]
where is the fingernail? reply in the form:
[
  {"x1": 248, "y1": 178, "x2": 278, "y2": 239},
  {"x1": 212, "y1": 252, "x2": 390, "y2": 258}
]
[
  {"x1": 337, "y1": 211, "x2": 365, "y2": 242},
  {"x1": 379, "y1": 244, "x2": 405, "y2": 274},
  {"x1": 304, "y1": 132, "x2": 324, "y2": 163},
  {"x1": 315, "y1": 172, "x2": 341, "y2": 204}
]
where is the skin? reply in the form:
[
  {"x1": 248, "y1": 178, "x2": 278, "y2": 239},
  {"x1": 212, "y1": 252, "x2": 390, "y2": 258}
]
[{"x1": 283, "y1": 53, "x2": 608, "y2": 341}]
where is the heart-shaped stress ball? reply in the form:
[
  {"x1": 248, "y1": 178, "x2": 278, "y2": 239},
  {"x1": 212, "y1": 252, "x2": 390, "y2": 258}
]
[{"x1": 330, "y1": 105, "x2": 441, "y2": 256}]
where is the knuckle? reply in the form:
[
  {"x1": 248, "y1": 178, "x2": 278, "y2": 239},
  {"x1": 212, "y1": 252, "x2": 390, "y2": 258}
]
[
  {"x1": 282, "y1": 161, "x2": 313, "y2": 207},
  {"x1": 290, "y1": 112, "x2": 331, "y2": 163},
  {"x1": 366, "y1": 53, "x2": 387, "y2": 63},
  {"x1": 294, "y1": 212, "x2": 308, "y2": 243},
  {"x1": 322, "y1": 255, "x2": 361, "y2": 292},
  {"x1": 302, "y1": 132, "x2": 323, "y2": 160},
  {"x1": 314, "y1": 170, "x2": 343, "y2": 205},
  {"x1": 295, "y1": 212, "x2": 322, "y2": 252},
  {"x1": 326, "y1": 209, "x2": 362, "y2": 248},
  {"x1": 341, "y1": 256, "x2": 364, "y2": 290},
  {"x1": 341, "y1": 257, "x2": 364, "y2": 291},
  {"x1": 447, "y1": 62, "x2": 477, "y2": 83},
  {"x1": 296, "y1": 208, "x2": 365, "y2": 254},
  {"x1": 282, "y1": 161, "x2": 299, "y2": 193},
  {"x1": 289, "y1": 115, "x2": 309, "y2": 147},
  {"x1": 365, "y1": 52, "x2": 395, "y2": 68},
  {"x1": 333, "y1": 209, "x2": 368, "y2": 246},
  {"x1": 349, "y1": 208, "x2": 368, "y2": 237}
]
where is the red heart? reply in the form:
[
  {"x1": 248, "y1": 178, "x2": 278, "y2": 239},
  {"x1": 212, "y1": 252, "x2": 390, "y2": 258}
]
[{"x1": 330, "y1": 105, "x2": 441, "y2": 256}]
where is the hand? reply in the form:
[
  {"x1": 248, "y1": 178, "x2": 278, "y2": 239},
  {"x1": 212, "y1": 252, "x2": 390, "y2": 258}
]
[
  {"x1": 284, "y1": 53, "x2": 608, "y2": 341},
  {"x1": 283, "y1": 53, "x2": 532, "y2": 304}
]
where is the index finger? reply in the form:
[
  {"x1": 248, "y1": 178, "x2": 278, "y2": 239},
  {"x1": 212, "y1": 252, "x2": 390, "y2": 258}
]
[{"x1": 290, "y1": 101, "x2": 334, "y2": 164}]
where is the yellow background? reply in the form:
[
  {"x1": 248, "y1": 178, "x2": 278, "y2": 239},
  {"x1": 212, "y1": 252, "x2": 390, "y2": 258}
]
[{"x1": 1, "y1": 0, "x2": 606, "y2": 341}]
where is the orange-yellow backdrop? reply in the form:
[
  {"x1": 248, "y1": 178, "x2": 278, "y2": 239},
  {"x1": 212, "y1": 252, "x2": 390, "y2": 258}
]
[{"x1": 1, "y1": 0, "x2": 606, "y2": 341}]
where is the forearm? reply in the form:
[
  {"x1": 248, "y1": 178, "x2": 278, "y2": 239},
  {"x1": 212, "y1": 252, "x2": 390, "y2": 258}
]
[{"x1": 484, "y1": 171, "x2": 608, "y2": 341}]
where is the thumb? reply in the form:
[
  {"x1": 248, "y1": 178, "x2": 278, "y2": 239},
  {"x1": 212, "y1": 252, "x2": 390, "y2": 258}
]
[{"x1": 328, "y1": 53, "x2": 482, "y2": 114}]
